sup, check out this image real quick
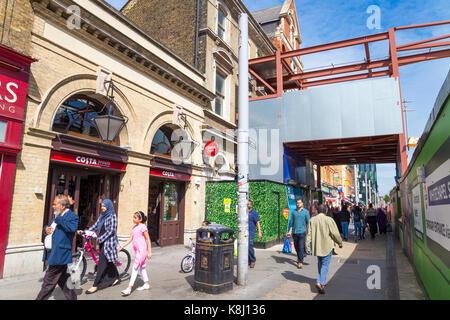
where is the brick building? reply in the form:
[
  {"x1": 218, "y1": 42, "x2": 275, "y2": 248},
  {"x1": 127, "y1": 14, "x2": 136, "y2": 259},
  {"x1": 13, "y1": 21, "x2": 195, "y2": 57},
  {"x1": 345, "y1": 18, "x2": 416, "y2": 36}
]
[
  {"x1": 2, "y1": 0, "x2": 221, "y2": 278},
  {"x1": 252, "y1": 0, "x2": 303, "y2": 74},
  {"x1": 121, "y1": 0, "x2": 277, "y2": 182}
]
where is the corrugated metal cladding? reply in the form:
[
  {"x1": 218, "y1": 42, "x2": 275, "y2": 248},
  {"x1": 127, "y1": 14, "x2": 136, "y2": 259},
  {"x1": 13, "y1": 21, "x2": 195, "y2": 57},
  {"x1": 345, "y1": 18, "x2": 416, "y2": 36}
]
[
  {"x1": 250, "y1": 77, "x2": 403, "y2": 141},
  {"x1": 248, "y1": 77, "x2": 403, "y2": 182}
]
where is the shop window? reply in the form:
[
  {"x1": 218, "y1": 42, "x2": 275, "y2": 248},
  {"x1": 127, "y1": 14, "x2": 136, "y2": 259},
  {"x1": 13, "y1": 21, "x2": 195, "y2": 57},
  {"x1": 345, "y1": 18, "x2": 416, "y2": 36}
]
[
  {"x1": 0, "y1": 120, "x2": 6, "y2": 143},
  {"x1": 163, "y1": 183, "x2": 179, "y2": 221},
  {"x1": 52, "y1": 94, "x2": 121, "y2": 144}
]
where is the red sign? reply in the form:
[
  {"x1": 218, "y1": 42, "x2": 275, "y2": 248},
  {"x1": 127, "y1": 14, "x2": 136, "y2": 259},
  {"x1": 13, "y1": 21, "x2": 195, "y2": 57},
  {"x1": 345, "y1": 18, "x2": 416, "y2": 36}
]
[
  {"x1": 283, "y1": 208, "x2": 290, "y2": 220},
  {"x1": 50, "y1": 151, "x2": 127, "y2": 171},
  {"x1": 0, "y1": 67, "x2": 30, "y2": 122},
  {"x1": 150, "y1": 168, "x2": 190, "y2": 181},
  {"x1": 204, "y1": 141, "x2": 219, "y2": 157}
]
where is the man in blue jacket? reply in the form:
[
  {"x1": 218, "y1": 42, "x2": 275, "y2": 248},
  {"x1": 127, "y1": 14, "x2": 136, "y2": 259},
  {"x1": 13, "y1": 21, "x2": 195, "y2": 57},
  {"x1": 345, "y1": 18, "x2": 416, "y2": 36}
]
[{"x1": 36, "y1": 195, "x2": 79, "y2": 300}]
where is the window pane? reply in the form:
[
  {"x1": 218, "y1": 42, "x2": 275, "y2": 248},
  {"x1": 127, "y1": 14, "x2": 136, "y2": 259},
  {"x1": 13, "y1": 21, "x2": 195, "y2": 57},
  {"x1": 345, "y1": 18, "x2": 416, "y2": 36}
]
[
  {"x1": 163, "y1": 183, "x2": 179, "y2": 221},
  {"x1": 218, "y1": 27, "x2": 224, "y2": 39},
  {"x1": 218, "y1": 9, "x2": 225, "y2": 39},
  {"x1": 218, "y1": 9, "x2": 225, "y2": 27},
  {"x1": 216, "y1": 72, "x2": 225, "y2": 96},
  {"x1": 215, "y1": 98, "x2": 223, "y2": 116},
  {"x1": 0, "y1": 121, "x2": 6, "y2": 143}
]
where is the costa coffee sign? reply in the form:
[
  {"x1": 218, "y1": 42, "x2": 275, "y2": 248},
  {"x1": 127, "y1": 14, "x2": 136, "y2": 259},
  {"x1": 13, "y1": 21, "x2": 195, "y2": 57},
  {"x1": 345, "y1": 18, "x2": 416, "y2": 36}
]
[
  {"x1": 50, "y1": 151, "x2": 126, "y2": 171},
  {"x1": 204, "y1": 140, "x2": 219, "y2": 157},
  {"x1": 150, "y1": 168, "x2": 190, "y2": 181}
]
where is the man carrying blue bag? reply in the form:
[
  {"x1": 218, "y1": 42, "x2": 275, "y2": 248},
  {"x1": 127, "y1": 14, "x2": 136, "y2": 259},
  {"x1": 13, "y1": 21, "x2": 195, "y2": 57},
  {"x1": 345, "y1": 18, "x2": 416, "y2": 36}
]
[{"x1": 287, "y1": 198, "x2": 310, "y2": 269}]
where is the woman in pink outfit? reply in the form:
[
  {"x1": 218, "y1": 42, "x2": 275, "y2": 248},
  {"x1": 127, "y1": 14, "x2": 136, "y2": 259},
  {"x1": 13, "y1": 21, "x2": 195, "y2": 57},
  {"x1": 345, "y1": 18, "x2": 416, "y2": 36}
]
[{"x1": 118, "y1": 211, "x2": 152, "y2": 296}]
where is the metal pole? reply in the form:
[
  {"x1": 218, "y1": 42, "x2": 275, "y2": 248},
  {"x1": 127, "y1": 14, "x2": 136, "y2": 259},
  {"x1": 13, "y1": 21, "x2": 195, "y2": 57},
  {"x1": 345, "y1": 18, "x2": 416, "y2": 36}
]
[
  {"x1": 354, "y1": 165, "x2": 358, "y2": 205},
  {"x1": 237, "y1": 13, "x2": 249, "y2": 286},
  {"x1": 365, "y1": 170, "x2": 368, "y2": 205}
]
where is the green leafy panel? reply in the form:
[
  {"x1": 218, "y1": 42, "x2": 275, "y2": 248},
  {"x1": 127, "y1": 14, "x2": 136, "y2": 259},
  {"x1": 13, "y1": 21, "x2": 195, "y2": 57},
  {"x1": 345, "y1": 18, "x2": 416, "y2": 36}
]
[{"x1": 205, "y1": 181, "x2": 290, "y2": 244}]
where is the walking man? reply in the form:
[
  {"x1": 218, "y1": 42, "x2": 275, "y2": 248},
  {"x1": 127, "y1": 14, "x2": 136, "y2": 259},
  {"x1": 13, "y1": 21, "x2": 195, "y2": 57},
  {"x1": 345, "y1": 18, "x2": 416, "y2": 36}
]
[
  {"x1": 287, "y1": 198, "x2": 310, "y2": 269},
  {"x1": 340, "y1": 204, "x2": 351, "y2": 241},
  {"x1": 306, "y1": 204, "x2": 342, "y2": 294},
  {"x1": 248, "y1": 200, "x2": 262, "y2": 268},
  {"x1": 353, "y1": 205, "x2": 362, "y2": 242},
  {"x1": 36, "y1": 195, "x2": 79, "y2": 300},
  {"x1": 366, "y1": 203, "x2": 378, "y2": 239}
]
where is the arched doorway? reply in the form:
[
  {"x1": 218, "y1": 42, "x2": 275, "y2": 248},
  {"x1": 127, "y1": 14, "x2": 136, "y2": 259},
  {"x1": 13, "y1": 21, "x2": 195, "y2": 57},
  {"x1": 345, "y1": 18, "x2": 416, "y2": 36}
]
[
  {"x1": 148, "y1": 124, "x2": 191, "y2": 247},
  {"x1": 44, "y1": 93, "x2": 128, "y2": 250}
]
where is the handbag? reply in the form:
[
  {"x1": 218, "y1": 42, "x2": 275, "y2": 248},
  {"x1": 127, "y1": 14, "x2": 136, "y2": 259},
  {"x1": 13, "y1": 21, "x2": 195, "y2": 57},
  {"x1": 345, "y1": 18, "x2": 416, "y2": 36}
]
[{"x1": 282, "y1": 237, "x2": 292, "y2": 254}]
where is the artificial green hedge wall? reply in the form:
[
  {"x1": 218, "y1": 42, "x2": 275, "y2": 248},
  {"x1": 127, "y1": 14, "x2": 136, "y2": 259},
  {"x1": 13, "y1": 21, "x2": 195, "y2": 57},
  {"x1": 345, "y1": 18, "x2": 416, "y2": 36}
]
[{"x1": 205, "y1": 181, "x2": 290, "y2": 243}]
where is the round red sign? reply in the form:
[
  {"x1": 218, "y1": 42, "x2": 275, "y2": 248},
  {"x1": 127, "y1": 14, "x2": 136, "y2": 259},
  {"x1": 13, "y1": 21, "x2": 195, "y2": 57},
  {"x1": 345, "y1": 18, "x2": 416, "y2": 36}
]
[{"x1": 204, "y1": 141, "x2": 219, "y2": 157}]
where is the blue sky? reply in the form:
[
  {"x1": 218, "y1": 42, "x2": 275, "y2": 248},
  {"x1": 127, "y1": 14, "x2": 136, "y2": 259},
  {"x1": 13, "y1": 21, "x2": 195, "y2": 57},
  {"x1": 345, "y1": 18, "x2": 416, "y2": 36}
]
[{"x1": 106, "y1": 0, "x2": 450, "y2": 198}]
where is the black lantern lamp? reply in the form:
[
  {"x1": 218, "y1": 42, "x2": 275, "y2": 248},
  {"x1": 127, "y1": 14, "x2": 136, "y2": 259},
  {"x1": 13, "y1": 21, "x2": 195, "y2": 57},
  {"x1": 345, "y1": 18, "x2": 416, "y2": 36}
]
[{"x1": 93, "y1": 80, "x2": 128, "y2": 142}]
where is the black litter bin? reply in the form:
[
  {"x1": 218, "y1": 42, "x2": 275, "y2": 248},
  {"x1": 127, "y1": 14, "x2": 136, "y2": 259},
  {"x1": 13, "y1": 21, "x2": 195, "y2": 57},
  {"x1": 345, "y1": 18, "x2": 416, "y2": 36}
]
[{"x1": 194, "y1": 224, "x2": 234, "y2": 294}]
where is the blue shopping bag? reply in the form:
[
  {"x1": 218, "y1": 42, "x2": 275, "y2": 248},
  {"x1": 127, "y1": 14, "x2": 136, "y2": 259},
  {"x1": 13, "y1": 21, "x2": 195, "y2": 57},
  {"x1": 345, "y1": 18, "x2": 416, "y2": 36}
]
[{"x1": 282, "y1": 237, "x2": 292, "y2": 254}]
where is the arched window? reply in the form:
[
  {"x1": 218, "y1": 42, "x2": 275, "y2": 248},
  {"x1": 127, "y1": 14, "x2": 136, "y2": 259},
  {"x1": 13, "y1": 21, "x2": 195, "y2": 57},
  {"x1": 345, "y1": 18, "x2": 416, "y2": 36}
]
[
  {"x1": 52, "y1": 94, "x2": 122, "y2": 144},
  {"x1": 150, "y1": 124, "x2": 179, "y2": 158},
  {"x1": 151, "y1": 124, "x2": 194, "y2": 161}
]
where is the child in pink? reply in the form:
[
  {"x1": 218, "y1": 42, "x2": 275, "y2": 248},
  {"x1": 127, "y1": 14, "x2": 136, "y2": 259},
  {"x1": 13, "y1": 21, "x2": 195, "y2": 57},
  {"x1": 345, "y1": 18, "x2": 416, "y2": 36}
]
[{"x1": 119, "y1": 211, "x2": 152, "y2": 296}]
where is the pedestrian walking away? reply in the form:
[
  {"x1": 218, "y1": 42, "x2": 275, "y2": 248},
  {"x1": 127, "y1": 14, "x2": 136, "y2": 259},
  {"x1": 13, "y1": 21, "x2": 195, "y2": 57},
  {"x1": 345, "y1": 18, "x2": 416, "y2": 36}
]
[
  {"x1": 36, "y1": 195, "x2": 79, "y2": 300},
  {"x1": 366, "y1": 203, "x2": 378, "y2": 239},
  {"x1": 77, "y1": 199, "x2": 120, "y2": 294},
  {"x1": 119, "y1": 211, "x2": 152, "y2": 296},
  {"x1": 287, "y1": 198, "x2": 310, "y2": 269},
  {"x1": 353, "y1": 205, "x2": 363, "y2": 242},
  {"x1": 339, "y1": 204, "x2": 351, "y2": 241},
  {"x1": 377, "y1": 207, "x2": 388, "y2": 235},
  {"x1": 248, "y1": 200, "x2": 262, "y2": 268},
  {"x1": 306, "y1": 204, "x2": 343, "y2": 294}
]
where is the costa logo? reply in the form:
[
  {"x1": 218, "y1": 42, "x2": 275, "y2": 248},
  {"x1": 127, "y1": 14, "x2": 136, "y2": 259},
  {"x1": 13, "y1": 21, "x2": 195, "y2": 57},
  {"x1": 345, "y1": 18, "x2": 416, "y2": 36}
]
[
  {"x1": 162, "y1": 171, "x2": 175, "y2": 178},
  {"x1": 50, "y1": 151, "x2": 126, "y2": 171},
  {"x1": 76, "y1": 156, "x2": 98, "y2": 165}
]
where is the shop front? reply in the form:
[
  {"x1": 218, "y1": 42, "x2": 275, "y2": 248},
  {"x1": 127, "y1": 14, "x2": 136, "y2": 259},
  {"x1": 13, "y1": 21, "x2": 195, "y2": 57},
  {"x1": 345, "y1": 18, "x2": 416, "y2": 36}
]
[
  {"x1": 148, "y1": 165, "x2": 190, "y2": 247},
  {"x1": 44, "y1": 134, "x2": 127, "y2": 249},
  {"x1": 0, "y1": 45, "x2": 35, "y2": 278},
  {"x1": 148, "y1": 124, "x2": 192, "y2": 247}
]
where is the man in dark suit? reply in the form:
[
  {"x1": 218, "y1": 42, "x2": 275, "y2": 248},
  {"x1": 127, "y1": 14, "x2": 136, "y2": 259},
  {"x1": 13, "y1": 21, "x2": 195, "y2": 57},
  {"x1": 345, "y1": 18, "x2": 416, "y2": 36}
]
[{"x1": 36, "y1": 195, "x2": 79, "y2": 300}]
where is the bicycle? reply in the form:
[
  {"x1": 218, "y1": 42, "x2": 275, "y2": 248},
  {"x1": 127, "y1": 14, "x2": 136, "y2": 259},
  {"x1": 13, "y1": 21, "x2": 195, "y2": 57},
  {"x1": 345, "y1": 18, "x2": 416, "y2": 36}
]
[
  {"x1": 180, "y1": 238, "x2": 195, "y2": 273},
  {"x1": 69, "y1": 231, "x2": 131, "y2": 283}
]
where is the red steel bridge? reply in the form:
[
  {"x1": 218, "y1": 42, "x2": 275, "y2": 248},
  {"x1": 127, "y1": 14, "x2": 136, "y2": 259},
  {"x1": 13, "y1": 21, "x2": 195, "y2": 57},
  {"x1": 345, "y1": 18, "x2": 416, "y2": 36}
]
[{"x1": 248, "y1": 20, "x2": 450, "y2": 176}]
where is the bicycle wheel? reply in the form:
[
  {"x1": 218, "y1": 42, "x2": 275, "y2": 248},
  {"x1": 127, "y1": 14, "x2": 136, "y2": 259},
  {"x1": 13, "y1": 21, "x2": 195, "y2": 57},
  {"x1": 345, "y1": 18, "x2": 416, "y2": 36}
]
[
  {"x1": 116, "y1": 249, "x2": 131, "y2": 277},
  {"x1": 70, "y1": 252, "x2": 87, "y2": 283},
  {"x1": 181, "y1": 255, "x2": 194, "y2": 273}
]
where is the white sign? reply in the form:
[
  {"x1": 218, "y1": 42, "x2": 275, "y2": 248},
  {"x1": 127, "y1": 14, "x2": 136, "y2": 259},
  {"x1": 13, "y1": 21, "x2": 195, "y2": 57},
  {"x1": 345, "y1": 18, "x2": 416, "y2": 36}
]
[
  {"x1": 425, "y1": 158, "x2": 450, "y2": 253},
  {"x1": 412, "y1": 185, "x2": 423, "y2": 240}
]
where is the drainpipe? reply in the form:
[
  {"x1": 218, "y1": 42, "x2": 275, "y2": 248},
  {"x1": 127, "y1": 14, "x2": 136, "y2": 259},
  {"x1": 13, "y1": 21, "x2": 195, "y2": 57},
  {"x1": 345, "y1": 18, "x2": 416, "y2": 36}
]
[{"x1": 194, "y1": 0, "x2": 200, "y2": 69}]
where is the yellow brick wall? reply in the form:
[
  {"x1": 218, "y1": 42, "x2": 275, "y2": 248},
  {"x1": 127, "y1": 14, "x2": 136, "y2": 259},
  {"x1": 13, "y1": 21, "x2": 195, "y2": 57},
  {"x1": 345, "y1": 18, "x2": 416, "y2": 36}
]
[{"x1": 0, "y1": 0, "x2": 34, "y2": 55}]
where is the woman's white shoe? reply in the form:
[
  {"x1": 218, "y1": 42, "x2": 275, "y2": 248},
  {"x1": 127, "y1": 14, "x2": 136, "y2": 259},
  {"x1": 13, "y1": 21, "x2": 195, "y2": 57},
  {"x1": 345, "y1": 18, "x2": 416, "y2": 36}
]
[
  {"x1": 121, "y1": 288, "x2": 131, "y2": 296},
  {"x1": 137, "y1": 283, "x2": 150, "y2": 291}
]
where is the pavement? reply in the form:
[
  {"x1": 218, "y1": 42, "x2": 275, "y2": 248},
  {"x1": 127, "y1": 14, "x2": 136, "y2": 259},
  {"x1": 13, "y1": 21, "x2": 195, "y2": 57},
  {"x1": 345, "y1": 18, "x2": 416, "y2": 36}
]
[{"x1": 0, "y1": 225, "x2": 426, "y2": 300}]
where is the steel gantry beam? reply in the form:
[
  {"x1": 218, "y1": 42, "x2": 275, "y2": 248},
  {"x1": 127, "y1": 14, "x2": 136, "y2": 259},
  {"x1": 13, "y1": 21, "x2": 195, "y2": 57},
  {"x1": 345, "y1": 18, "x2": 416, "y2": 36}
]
[{"x1": 248, "y1": 20, "x2": 450, "y2": 174}]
